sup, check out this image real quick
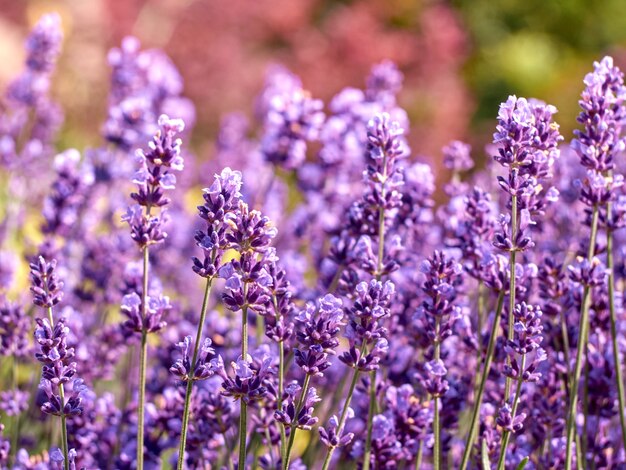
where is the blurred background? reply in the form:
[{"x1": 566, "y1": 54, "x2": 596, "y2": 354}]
[{"x1": 1, "y1": 0, "x2": 626, "y2": 164}]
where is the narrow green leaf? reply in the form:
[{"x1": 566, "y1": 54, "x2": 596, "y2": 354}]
[
  {"x1": 516, "y1": 457, "x2": 530, "y2": 470},
  {"x1": 481, "y1": 439, "x2": 491, "y2": 470}
]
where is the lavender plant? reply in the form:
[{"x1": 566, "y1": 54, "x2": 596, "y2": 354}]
[{"x1": 4, "y1": 12, "x2": 626, "y2": 470}]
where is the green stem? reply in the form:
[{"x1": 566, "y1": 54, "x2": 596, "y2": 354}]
[
  {"x1": 460, "y1": 290, "x2": 505, "y2": 470},
  {"x1": 565, "y1": 205, "x2": 599, "y2": 470},
  {"x1": 321, "y1": 360, "x2": 363, "y2": 470},
  {"x1": 363, "y1": 369, "x2": 378, "y2": 470},
  {"x1": 283, "y1": 374, "x2": 311, "y2": 469},
  {"x1": 279, "y1": 340, "x2": 287, "y2": 465},
  {"x1": 505, "y1": 194, "x2": 518, "y2": 401},
  {"x1": 607, "y1": 222, "x2": 626, "y2": 452},
  {"x1": 434, "y1": 396, "x2": 440, "y2": 470},
  {"x1": 477, "y1": 281, "x2": 485, "y2": 363},
  {"x1": 176, "y1": 278, "x2": 213, "y2": 470},
  {"x1": 560, "y1": 308, "x2": 571, "y2": 376},
  {"x1": 47, "y1": 306, "x2": 69, "y2": 470},
  {"x1": 496, "y1": 354, "x2": 527, "y2": 470},
  {"x1": 10, "y1": 355, "x2": 18, "y2": 463},
  {"x1": 242, "y1": 283, "x2": 249, "y2": 358},
  {"x1": 137, "y1": 245, "x2": 150, "y2": 470},
  {"x1": 256, "y1": 312, "x2": 264, "y2": 345},
  {"x1": 238, "y1": 283, "x2": 250, "y2": 468},
  {"x1": 238, "y1": 401, "x2": 248, "y2": 469},
  {"x1": 272, "y1": 293, "x2": 287, "y2": 464},
  {"x1": 582, "y1": 362, "x2": 589, "y2": 466},
  {"x1": 364, "y1": 149, "x2": 388, "y2": 470},
  {"x1": 415, "y1": 440, "x2": 424, "y2": 470},
  {"x1": 433, "y1": 316, "x2": 442, "y2": 470}
]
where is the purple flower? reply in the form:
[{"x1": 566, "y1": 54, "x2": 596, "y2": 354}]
[
  {"x1": 29, "y1": 256, "x2": 64, "y2": 309},
  {"x1": 443, "y1": 140, "x2": 473, "y2": 172},
  {"x1": 365, "y1": 60, "x2": 403, "y2": 107},
  {"x1": 120, "y1": 290, "x2": 170, "y2": 335},
  {"x1": 258, "y1": 255, "x2": 295, "y2": 343},
  {"x1": 33, "y1": 315, "x2": 85, "y2": 418},
  {"x1": 42, "y1": 149, "x2": 93, "y2": 238},
  {"x1": 503, "y1": 303, "x2": 546, "y2": 383},
  {"x1": 0, "y1": 424, "x2": 9, "y2": 466},
  {"x1": 497, "y1": 403, "x2": 527, "y2": 434},
  {"x1": 572, "y1": 56, "x2": 626, "y2": 173},
  {"x1": 275, "y1": 386, "x2": 321, "y2": 430},
  {"x1": 220, "y1": 354, "x2": 272, "y2": 405},
  {"x1": 493, "y1": 96, "x2": 562, "y2": 177},
  {"x1": 24, "y1": 13, "x2": 63, "y2": 73},
  {"x1": 319, "y1": 407, "x2": 356, "y2": 448},
  {"x1": 260, "y1": 74, "x2": 324, "y2": 170},
  {"x1": 0, "y1": 296, "x2": 29, "y2": 357},
  {"x1": 568, "y1": 256, "x2": 607, "y2": 287},
  {"x1": 339, "y1": 280, "x2": 394, "y2": 372},
  {"x1": 192, "y1": 167, "x2": 243, "y2": 278},
  {"x1": 1, "y1": 13, "x2": 63, "y2": 167},
  {"x1": 170, "y1": 336, "x2": 222, "y2": 382},
  {"x1": 225, "y1": 203, "x2": 278, "y2": 253},
  {"x1": 0, "y1": 389, "x2": 29, "y2": 416},
  {"x1": 123, "y1": 114, "x2": 185, "y2": 247}
]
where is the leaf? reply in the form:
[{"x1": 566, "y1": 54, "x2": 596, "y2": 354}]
[
  {"x1": 481, "y1": 439, "x2": 491, "y2": 470},
  {"x1": 516, "y1": 457, "x2": 530, "y2": 470}
]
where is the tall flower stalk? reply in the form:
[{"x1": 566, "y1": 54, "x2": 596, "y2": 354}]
[
  {"x1": 321, "y1": 280, "x2": 393, "y2": 470},
  {"x1": 219, "y1": 200, "x2": 277, "y2": 468},
  {"x1": 261, "y1": 257, "x2": 295, "y2": 463},
  {"x1": 492, "y1": 96, "x2": 562, "y2": 400},
  {"x1": 321, "y1": 112, "x2": 404, "y2": 470},
  {"x1": 121, "y1": 114, "x2": 185, "y2": 468},
  {"x1": 461, "y1": 96, "x2": 561, "y2": 469},
  {"x1": 565, "y1": 56, "x2": 626, "y2": 468},
  {"x1": 278, "y1": 294, "x2": 343, "y2": 468},
  {"x1": 414, "y1": 252, "x2": 462, "y2": 469},
  {"x1": 173, "y1": 167, "x2": 243, "y2": 468}
]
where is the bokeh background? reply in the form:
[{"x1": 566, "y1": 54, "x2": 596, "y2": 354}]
[{"x1": 2, "y1": 0, "x2": 626, "y2": 168}]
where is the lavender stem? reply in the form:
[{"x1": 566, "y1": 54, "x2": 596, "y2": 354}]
[
  {"x1": 607, "y1": 204, "x2": 626, "y2": 453},
  {"x1": 47, "y1": 305, "x2": 69, "y2": 470},
  {"x1": 505, "y1": 193, "x2": 518, "y2": 401},
  {"x1": 496, "y1": 354, "x2": 527, "y2": 470},
  {"x1": 176, "y1": 278, "x2": 213, "y2": 470},
  {"x1": 460, "y1": 290, "x2": 506, "y2": 470},
  {"x1": 363, "y1": 147, "x2": 389, "y2": 470},
  {"x1": 137, "y1": 245, "x2": 149, "y2": 470},
  {"x1": 433, "y1": 316, "x2": 442, "y2": 470},
  {"x1": 565, "y1": 205, "x2": 599, "y2": 469},
  {"x1": 321, "y1": 344, "x2": 365, "y2": 470},
  {"x1": 238, "y1": 282, "x2": 250, "y2": 468},
  {"x1": 283, "y1": 373, "x2": 311, "y2": 469}
]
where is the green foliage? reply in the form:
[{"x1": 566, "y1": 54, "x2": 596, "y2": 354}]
[{"x1": 454, "y1": 0, "x2": 626, "y2": 134}]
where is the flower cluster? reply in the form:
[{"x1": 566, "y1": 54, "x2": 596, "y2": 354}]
[
  {"x1": 261, "y1": 85, "x2": 325, "y2": 170},
  {"x1": 4, "y1": 14, "x2": 626, "y2": 470},
  {"x1": 339, "y1": 280, "x2": 393, "y2": 372},
  {"x1": 30, "y1": 257, "x2": 84, "y2": 422},
  {"x1": 122, "y1": 114, "x2": 185, "y2": 247},
  {"x1": 294, "y1": 295, "x2": 344, "y2": 377},
  {"x1": 220, "y1": 354, "x2": 272, "y2": 405},
  {"x1": 0, "y1": 13, "x2": 63, "y2": 167}
]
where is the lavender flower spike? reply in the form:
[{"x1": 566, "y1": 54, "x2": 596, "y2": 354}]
[
  {"x1": 30, "y1": 256, "x2": 83, "y2": 470},
  {"x1": 124, "y1": 114, "x2": 185, "y2": 470},
  {"x1": 566, "y1": 56, "x2": 626, "y2": 469}
]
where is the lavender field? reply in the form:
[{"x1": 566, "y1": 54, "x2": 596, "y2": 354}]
[{"x1": 2, "y1": 7, "x2": 626, "y2": 470}]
